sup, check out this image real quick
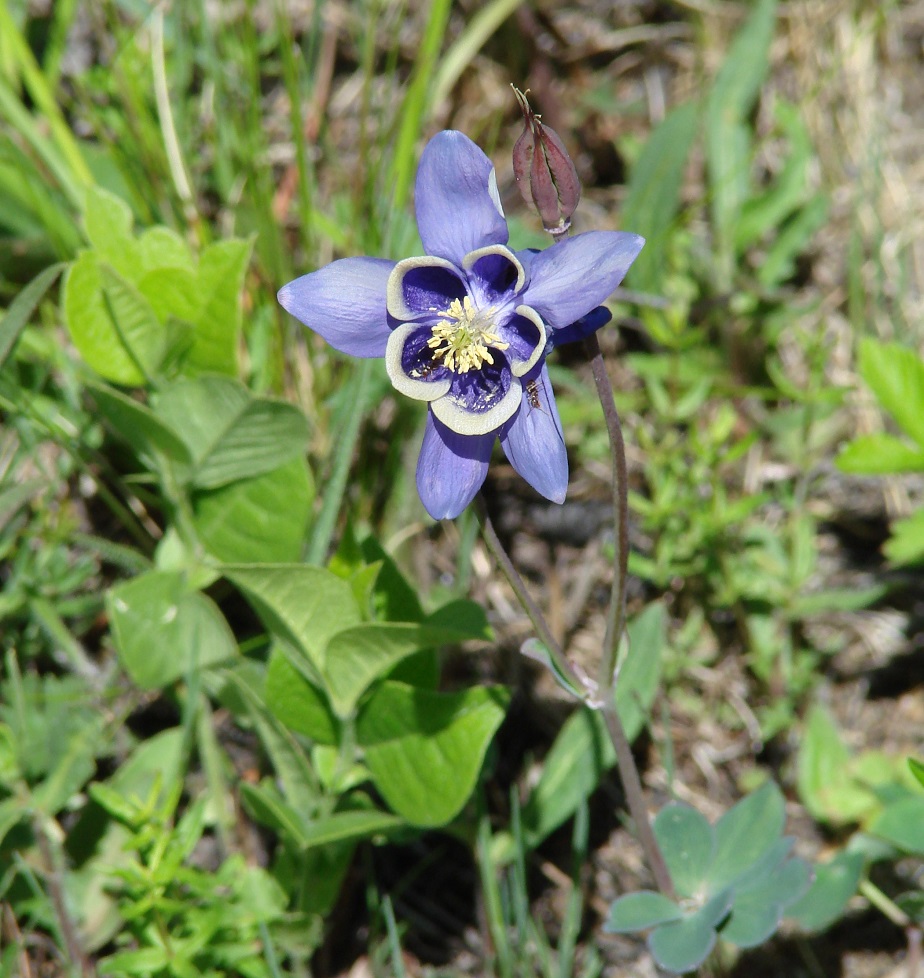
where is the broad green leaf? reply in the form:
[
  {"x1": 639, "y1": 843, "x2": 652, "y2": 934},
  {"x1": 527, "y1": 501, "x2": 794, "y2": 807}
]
[
  {"x1": 82, "y1": 185, "x2": 136, "y2": 274},
  {"x1": 88, "y1": 381, "x2": 191, "y2": 466},
  {"x1": 137, "y1": 265, "x2": 199, "y2": 327},
  {"x1": 153, "y1": 376, "x2": 309, "y2": 489},
  {"x1": 387, "y1": 648, "x2": 440, "y2": 691},
  {"x1": 136, "y1": 225, "x2": 193, "y2": 270},
  {"x1": 98, "y1": 264, "x2": 167, "y2": 382},
  {"x1": 797, "y1": 705, "x2": 876, "y2": 825},
  {"x1": 859, "y1": 338, "x2": 924, "y2": 447},
  {"x1": 870, "y1": 795, "x2": 924, "y2": 854},
  {"x1": 836, "y1": 433, "x2": 924, "y2": 474},
  {"x1": 605, "y1": 891, "x2": 683, "y2": 933},
  {"x1": 707, "y1": 782, "x2": 785, "y2": 891},
  {"x1": 264, "y1": 648, "x2": 339, "y2": 746},
  {"x1": 184, "y1": 238, "x2": 252, "y2": 376},
  {"x1": 359, "y1": 535, "x2": 424, "y2": 622},
  {"x1": 225, "y1": 564, "x2": 361, "y2": 672},
  {"x1": 193, "y1": 458, "x2": 314, "y2": 563},
  {"x1": 240, "y1": 780, "x2": 312, "y2": 846},
  {"x1": 622, "y1": 101, "x2": 699, "y2": 292},
  {"x1": 910, "y1": 758, "x2": 924, "y2": 789},
  {"x1": 884, "y1": 509, "x2": 924, "y2": 566},
  {"x1": 64, "y1": 254, "x2": 148, "y2": 384},
  {"x1": 787, "y1": 850, "x2": 863, "y2": 932},
  {"x1": 648, "y1": 891, "x2": 731, "y2": 974},
  {"x1": 357, "y1": 681, "x2": 509, "y2": 827},
  {"x1": 421, "y1": 598, "x2": 492, "y2": 643},
  {"x1": 107, "y1": 570, "x2": 237, "y2": 688},
  {"x1": 521, "y1": 707, "x2": 614, "y2": 848},
  {"x1": 0, "y1": 261, "x2": 65, "y2": 368},
  {"x1": 615, "y1": 600, "x2": 665, "y2": 741},
  {"x1": 653, "y1": 804, "x2": 715, "y2": 899},
  {"x1": 323, "y1": 623, "x2": 432, "y2": 718}
]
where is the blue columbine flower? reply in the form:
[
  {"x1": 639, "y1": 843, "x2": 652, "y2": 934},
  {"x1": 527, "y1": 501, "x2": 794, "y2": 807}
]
[{"x1": 278, "y1": 130, "x2": 643, "y2": 520}]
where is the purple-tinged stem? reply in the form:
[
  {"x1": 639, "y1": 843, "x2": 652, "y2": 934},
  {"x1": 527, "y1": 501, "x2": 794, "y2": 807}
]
[{"x1": 583, "y1": 332, "x2": 674, "y2": 898}]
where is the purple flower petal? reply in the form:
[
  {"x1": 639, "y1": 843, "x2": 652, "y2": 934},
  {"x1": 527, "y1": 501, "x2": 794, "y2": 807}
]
[
  {"x1": 501, "y1": 306, "x2": 546, "y2": 377},
  {"x1": 415, "y1": 131, "x2": 509, "y2": 267},
  {"x1": 546, "y1": 305, "x2": 612, "y2": 350},
  {"x1": 519, "y1": 231, "x2": 644, "y2": 328},
  {"x1": 278, "y1": 257, "x2": 396, "y2": 358},
  {"x1": 385, "y1": 323, "x2": 452, "y2": 402},
  {"x1": 463, "y1": 246, "x2": 524, "y2": 305},
  {"x1": 387, "y1": 257, "x2": 466, "y2": 321},
  {"x1": 417, "y1": 412, "x2": 493, "y2": 519},
  {"x1": 432, "y1": 359, "x2": 522, "y2": 436},
  {"x1": 500, "y1": 365, "x2": 568, "y2": 503}
]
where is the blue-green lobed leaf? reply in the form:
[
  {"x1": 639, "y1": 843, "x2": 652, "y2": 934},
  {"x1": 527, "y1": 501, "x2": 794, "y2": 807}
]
[
  {"x1": 787, "y1": 850, "x2": 863, "y2": 933},
  {"x1": 647, "y1": 890, "x2": 732, "y2": 974},
  {"x1": 654, "y1": 804, "x2": 715, "y2": 899},
  {"x1": 707, "y1": 781, "x2": 786, "y2": 891},
  {"x1": 605, "y1": 891, "x2": 684, "y2": 933}
]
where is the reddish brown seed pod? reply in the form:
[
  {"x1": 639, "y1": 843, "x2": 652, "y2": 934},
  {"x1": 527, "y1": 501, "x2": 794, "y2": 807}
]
[{"x1": 511, "y1": 86, "x2": 582, "y2": 237}]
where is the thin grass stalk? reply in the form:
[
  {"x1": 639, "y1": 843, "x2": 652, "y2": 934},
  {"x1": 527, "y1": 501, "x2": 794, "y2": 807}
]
[
  {"x1": 306, "y1": 359, "x2": 374, "y2": 563},
  {"x1": 0, "y1": 5, "x2": 92, "y2": 192},
  {"x1": 150, "y1": 9, "x2": 199, "y2": 234}
]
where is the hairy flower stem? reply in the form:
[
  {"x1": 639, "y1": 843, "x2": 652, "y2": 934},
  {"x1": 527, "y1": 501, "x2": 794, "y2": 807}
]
[
  {"x1": 584, "y1": 334, "x2": 629, "y2": 686},
  {"x1": 583, "y1": 333, "x2": 674, "y2": 898}
]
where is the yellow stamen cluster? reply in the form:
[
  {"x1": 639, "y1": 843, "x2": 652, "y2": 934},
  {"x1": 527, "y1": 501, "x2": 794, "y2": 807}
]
[{"x1": 427, "y1": 296, "x2": 509, "y2": 373}]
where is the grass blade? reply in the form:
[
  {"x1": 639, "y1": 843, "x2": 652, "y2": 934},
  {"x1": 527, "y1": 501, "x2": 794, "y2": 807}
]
[
  {"x1": 0, "y1": 262, "x2": 66, "y2": 368},
  {"x1": 705, "y1": 0, "x2": 777, "y2": 289},
  {"x1": 622, "y1": 101, "x2": 699, "y2": 293}
]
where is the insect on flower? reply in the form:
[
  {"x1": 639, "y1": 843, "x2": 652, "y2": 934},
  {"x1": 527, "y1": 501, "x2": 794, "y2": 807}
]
[{"x1": 278, "y1": 130, "x2": 643, "y2": 520}]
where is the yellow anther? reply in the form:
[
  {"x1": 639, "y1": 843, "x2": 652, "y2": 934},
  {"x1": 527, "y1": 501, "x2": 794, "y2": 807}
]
[{"x1": 427, "y1": 295, "x2": 509, "y2": 373}]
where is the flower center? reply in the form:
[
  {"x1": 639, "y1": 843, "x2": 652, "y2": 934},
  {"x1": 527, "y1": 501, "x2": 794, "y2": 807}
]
[{"x1": 427, "y1": 295, "x2": 509, "y2": 373}]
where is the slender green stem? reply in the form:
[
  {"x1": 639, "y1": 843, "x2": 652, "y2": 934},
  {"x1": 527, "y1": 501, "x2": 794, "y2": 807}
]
[
  {"x1": 476, "y1": 496, "x2": 585, "y2": 694},
  {"x1": 307, "y1": 359, "x2": 373, "y2": 564},
  {"x1": 860, "y1": 878, "x2": 911, "y2": 928}
]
